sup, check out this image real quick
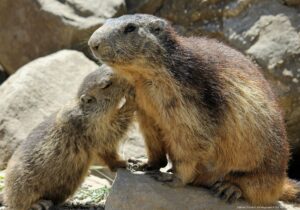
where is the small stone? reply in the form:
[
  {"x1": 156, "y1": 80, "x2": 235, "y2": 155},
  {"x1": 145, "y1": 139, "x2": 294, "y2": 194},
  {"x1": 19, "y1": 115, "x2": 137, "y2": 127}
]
[{"x1": 282, "y1": 69, "x2": 294, "y2": 77}]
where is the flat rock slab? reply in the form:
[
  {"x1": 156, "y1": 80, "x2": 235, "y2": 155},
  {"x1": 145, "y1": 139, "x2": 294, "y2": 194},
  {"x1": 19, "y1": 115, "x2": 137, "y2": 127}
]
[{"x1": 105, "y1": 169, "x2": 300, "y2": 210}]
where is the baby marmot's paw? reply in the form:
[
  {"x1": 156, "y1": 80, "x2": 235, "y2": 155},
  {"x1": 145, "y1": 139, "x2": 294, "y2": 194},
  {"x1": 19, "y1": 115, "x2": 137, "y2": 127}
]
[
  {"x1": 211, "y1": 181, "x2": 242, "y2": 203},
  {"x1": 127, "y1": 158, "x2": 156, "y2": 172}
]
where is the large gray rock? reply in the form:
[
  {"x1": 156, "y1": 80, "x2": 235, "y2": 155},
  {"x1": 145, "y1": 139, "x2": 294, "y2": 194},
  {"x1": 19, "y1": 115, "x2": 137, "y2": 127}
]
[
  {"x1": 105, "y1": 169, "x2": 299, "y2": 210},
  {"x1": 157, "y1": 0, "x2": 225, "y2": 37},
  {"x1": 0, "y1": 50, "x2": 98, "y2": 169},
  {"x1": 0, "y1": 0, "x2": 125, "y2": 74},
  {"x1": 126, "y1": 0, "x2": 165, "y2": 14}
]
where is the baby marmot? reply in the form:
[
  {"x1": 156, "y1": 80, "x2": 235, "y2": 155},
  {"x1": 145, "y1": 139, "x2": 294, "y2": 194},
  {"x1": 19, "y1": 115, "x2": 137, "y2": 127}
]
[{"x1": 3, "y1": 65, "x2": 135, "y2": 210}]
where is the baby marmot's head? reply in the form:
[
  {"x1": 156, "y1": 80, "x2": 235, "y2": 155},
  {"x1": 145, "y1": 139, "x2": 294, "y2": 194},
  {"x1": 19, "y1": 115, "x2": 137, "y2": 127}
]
[
  {"x1": 58, "y1": 65, "x2": 130, "y2": 126},
  {"x1": 77, "y1": 65, "x2": 130, "y2": 117}
]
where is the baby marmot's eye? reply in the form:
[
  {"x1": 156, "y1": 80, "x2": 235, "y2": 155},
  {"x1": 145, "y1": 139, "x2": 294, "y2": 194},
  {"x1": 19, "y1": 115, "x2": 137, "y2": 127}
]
[
  {"x1": 124, "y1": 24, "x2": 136, "y2": 34},
  {"x1": 150, "y1": 27, "x2": 162, "y2": 35}
]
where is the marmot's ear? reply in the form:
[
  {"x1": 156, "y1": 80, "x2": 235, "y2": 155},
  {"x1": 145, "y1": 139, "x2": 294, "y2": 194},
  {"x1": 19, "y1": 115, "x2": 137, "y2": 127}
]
[
  {"x1": 96, "y1": 72, "x2": 113, "y2": 89},
  {"x1": 148, "y1": 19, "x2": 167, "y2": 35}
]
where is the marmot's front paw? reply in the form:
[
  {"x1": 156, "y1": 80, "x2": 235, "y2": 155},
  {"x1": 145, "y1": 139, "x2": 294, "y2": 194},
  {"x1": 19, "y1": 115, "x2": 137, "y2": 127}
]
[
  {"x1": 30, "y1": 200, "x2": 53, "y2": 210},
  {"x1": 211, "y1": 181, "x2": 242, "y2": 203}
]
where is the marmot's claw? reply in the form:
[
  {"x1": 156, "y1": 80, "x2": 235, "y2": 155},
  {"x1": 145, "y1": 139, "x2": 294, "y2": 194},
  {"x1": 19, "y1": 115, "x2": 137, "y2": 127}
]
[{"x1": 211, "y1": 181, "x2": 242, "y2": 203}]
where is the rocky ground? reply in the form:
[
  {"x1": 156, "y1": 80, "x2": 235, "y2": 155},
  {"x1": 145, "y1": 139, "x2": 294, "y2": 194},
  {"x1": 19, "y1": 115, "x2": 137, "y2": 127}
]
[{"x1": 0, "y1": 0, "x2": 299, "y2": 209}]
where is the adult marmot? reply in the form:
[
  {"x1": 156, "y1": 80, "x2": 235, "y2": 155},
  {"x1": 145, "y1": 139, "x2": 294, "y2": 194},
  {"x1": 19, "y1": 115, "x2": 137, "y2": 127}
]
[
  {"x1": 2, "y1": 65, "x2": 135, "y2": 210},
  {"x1": 88, "y1": 14, "x2": 300, "y2": 205}
]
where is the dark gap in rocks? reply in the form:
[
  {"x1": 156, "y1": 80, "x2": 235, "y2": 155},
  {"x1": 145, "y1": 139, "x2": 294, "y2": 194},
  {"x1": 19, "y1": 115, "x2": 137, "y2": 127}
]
[
  {"x1": 0, "y1": 65, "x2": 8, "y2": 85},
  {"x1": 288, "y1": 148, "x2": 300, "y2": 181}
]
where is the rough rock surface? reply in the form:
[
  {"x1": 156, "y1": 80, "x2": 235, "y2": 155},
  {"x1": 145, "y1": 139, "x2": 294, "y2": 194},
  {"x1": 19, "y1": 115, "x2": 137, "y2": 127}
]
[
  {"x1": 105, "y1": 169, "x2": 300, "y2": 210},
  {"x1": 0, "y1": 50, "x2": 98, "y2": 169},
  {"x1": 126, "y1": 0, "x2": 165, "y2": 14},
  {"x1": 0, "y1": 0, "x2": 125, "y2": 74}
]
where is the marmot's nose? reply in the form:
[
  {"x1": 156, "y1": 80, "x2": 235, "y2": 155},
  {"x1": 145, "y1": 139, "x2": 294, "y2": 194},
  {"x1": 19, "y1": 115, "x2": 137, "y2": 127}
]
[
  {"x1": 89, "y1": 26, "x2": 114, "y2": 59},
  {"x1": 88, "y1": 38, "x2": 100, "y2": 51}
]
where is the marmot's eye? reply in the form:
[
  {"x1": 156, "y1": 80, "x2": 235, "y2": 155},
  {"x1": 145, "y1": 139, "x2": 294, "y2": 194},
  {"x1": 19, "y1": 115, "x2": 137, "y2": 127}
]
[
  {"x1": 124, "y1": 24, "x2": 136, "y2": 34},
  {"x1": 154, "y1": 27, "x2": 161, "y2": 34},
  {"x1": 86, "y1": 97, "x2": 94, "y2": 104}
]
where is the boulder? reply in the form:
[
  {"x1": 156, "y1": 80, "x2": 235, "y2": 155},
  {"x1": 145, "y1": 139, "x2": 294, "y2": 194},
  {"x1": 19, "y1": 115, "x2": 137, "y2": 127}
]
[
  {"x1": 0, "y1": 50, "x2": 98, "y2": 169},
  {"x1": 126, "y1": 0, "x2": 165, "y2": 14},
  {"x1": 157, "y1": 0, "x2": 225, "y2": 37},
  {"x1": 105, "y1": 169, "x2": 299, "y2": 210},
  {"x1": 0, "y1": 0, "x2": 126, "y2": 74}
]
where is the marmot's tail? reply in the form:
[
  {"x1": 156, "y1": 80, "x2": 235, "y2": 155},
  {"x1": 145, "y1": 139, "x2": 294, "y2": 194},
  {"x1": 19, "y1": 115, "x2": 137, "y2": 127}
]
[{"x1": 280, "y1": 178, "x2": 300, "y2": 203}]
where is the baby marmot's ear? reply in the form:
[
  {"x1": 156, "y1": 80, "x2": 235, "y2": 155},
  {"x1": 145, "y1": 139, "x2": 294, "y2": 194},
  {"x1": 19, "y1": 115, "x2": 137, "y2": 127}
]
[{"x1": 97, "y1": 78, "x2": 112, "y2": 89}]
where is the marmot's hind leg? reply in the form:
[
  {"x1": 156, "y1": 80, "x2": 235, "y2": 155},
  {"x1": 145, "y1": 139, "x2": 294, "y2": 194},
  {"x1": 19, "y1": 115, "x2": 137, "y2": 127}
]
[{"x1": 224, "y1": 172, "x2": 284, "y2": 205}]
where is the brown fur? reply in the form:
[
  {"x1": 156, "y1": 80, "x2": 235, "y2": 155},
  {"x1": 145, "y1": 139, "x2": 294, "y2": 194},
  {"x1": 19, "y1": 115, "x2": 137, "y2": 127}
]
[
  {"x1": 3, "y1": 65, "x2": 135, "y2": 210},
  {"x1": 89, "y1": 14, "x2": 300, "y2": 206}
]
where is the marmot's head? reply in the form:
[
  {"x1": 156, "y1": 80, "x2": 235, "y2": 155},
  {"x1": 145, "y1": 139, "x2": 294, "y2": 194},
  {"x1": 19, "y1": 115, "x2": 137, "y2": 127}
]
[{"x1": 88, "y1": 14, "x2": 176, "y2": 77}]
